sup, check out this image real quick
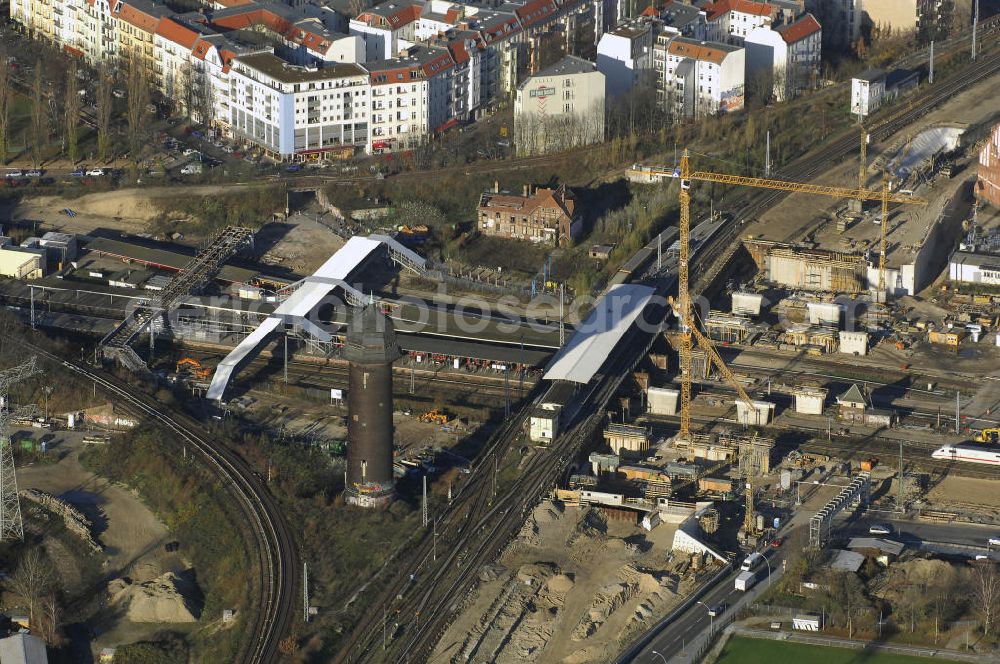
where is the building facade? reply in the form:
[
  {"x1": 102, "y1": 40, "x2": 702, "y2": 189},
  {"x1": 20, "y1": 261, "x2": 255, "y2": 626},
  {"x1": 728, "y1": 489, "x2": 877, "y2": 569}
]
[
  {"x1": 655, "y1": 35, "x2": 745, "y2": 117},
  {"x1": 513, "y1": 55, "x2": 605, "y2": 156},
  {"x1": 977, "y1": 122, "x2": 1000, "y2": 208},
  {"x1": 228, "y1": 53, "x2": 370, "y2": 160},
  {"x1": 851, "y1": 68, "x2": 886, "y2": 119},
  {"x1": 596, "y1": 21, "x2": 654, "y2": 98},
  {"x1": 477, "y1": 183, "x2": 582, "y2": 246}
]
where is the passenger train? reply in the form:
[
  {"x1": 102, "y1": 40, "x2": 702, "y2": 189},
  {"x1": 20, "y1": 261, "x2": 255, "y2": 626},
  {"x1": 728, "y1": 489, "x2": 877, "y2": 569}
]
[{"x1": 932, "y1": 443, "x2": 1000, "y2": 465}]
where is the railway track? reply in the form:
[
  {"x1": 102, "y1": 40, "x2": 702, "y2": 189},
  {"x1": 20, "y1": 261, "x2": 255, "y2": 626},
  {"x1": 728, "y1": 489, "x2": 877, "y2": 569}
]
[{"x1": 18, "y1": 340, "x2": 297, "y2": 664}]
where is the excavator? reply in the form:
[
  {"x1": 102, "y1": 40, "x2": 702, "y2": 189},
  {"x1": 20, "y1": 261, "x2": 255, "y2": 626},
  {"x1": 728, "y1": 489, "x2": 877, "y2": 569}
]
[
  {"x1": 176, "y1": 357, "x2": 211, "y2": 380},
  {"x1": 418, "y1": 409, "x2": 449, "y2": 424}
]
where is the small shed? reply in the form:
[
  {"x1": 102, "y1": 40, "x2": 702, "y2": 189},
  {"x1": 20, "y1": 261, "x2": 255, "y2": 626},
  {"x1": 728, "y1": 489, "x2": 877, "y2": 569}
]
[
  {"x1": 837, "y1": 384, "x2": 867, "y2": 420},
  {"x1": 589, "y1": 244, "x2": 615, "y2": 261}
]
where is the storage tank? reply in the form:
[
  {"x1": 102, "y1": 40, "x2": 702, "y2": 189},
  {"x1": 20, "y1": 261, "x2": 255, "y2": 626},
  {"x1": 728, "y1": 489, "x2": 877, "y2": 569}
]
[{"x1": 344, "y1": 303, "x2": 401, "y2": 508}]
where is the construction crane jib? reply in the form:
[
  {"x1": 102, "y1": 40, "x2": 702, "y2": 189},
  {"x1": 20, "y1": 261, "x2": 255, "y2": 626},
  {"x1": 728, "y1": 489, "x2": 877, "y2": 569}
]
[{"x1": 652, "y1": 150, "x2": 926, "y2": 439}]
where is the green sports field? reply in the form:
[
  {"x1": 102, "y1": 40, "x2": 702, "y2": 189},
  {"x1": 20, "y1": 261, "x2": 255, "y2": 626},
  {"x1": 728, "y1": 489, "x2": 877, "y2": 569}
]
[{"x1": 715, "y1": 636, "x2": 961, "y2": 664}]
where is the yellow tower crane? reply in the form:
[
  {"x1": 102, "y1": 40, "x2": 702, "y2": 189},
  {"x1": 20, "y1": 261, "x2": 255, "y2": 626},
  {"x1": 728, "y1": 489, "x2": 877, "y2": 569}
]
[{"x1": 648, "y1": 150, "x2": 926, "y2": 442}]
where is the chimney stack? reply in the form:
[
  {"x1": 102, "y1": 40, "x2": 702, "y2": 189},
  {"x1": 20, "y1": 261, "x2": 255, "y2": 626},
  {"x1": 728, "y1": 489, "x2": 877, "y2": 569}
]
[
  {"x1": 494, "y1": 179, "x2": 500, "y2": 193},
  {"x1": 523, "y1": 184, "x2": 529, "y2": 197}
]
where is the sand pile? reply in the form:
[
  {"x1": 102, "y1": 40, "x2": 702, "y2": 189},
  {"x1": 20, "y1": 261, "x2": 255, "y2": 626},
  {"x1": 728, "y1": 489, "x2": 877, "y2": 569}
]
[{"x1": 109, "y1": 571, "x2": 200, "y2": 623}]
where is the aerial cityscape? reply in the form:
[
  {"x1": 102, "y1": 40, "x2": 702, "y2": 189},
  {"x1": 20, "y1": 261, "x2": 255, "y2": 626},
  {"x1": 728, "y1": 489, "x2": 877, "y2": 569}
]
[{"x1": 0, "y1": 0, "x2": 997, "y2": 661}]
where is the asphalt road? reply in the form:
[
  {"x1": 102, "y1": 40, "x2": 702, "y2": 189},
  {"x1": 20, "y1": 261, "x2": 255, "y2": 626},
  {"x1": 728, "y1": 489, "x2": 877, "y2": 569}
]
[
  {"x1": 629, "y1": 548, "x2": 789, "y2": 664},
  {"x1": 843, "y1": 515, "x2": 1000, "y2": 551}
]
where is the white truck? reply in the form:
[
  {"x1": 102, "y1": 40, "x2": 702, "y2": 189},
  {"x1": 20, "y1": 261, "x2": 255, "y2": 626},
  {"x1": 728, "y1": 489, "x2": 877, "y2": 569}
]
[{"x1": 735, "y1": 570, "x2": 757, "y2": 592}]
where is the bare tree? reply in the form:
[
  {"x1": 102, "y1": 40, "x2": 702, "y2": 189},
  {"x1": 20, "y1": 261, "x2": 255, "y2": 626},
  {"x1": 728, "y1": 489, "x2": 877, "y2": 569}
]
[
  {"x1": 0, "y1": 48, "x2": 10, "y2": 165},
  {"x1": 65, "y1": 61, "x2": 81, "y2": 163},
  {"x1": 126, "y1": 55, "x2": 150, "y2": 175},
  {"x1": 971, "y1": 562, "x2": 1000, "y2": 636},
  {"x1": 8, "y1": 548, "x2": 54, "y2": 627},
  {"x1": 96, "y1": 67, "x2": 113, "y2": 161},
  {"x1": 30, "y1": 59, "x2": 47, "y2": 167},
  {"x1": 38, "y1": 591, "x2": 61, "y2": 645}
]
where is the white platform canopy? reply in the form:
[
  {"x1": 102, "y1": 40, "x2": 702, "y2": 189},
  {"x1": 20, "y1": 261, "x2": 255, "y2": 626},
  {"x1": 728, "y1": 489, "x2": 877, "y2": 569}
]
[
  {"x1": 543, "y1": 284, "x2": 655, "y2": 384},
  {"x1": 207, "y1": 235, "x2": 427, "y2": 401}
]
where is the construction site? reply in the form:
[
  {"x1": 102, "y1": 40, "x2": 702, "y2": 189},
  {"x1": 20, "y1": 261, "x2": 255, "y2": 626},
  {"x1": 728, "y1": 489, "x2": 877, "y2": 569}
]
[{"x1": 0, "y1": 36, "x2": 998, "y2": 664}]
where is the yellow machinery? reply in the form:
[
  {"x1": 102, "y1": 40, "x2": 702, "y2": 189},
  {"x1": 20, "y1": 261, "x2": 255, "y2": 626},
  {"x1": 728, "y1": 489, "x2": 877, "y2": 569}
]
[
  {"x1": 418, "y1": 409, "x2": 448, "y2": 424},
  {"x1": 176, "y1": 357, "x2": 211, "y2": 380},
  {"x1": 975, "y1": 428, "x2": 1000, "y2": 444}
]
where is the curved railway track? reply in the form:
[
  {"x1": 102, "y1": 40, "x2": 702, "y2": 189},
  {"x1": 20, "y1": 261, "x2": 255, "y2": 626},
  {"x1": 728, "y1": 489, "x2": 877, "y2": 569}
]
[{"x1": 19, "y1": 340, "x2": 297, "y2": 664}]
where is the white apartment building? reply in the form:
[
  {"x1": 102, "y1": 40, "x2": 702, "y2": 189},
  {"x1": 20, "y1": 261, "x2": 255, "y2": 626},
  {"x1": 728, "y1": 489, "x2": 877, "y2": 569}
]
[
  {"x1": 229, "y1": 53, "x2": 370, "y2": 160},
  {"x1": 514, "y1": 55, "x2": 605, "y2": 156},
  {"x1": 707, "y1": 0, "x2": 774, "y2": 43},
  {"x1": 350, "y1": 0, "x2": 422, "y2": 61},
  {"x1": 744, "y1": 11, "x2": 819, "y2": 100},
  {"x1": 595, "y1": 21, "x2": 654, "y2": 99},
  {"x1": 367, "y1": 46, "x2": 455, "y2": 153},
  {"x1": 655, "y1": 35, "x2": 745, "y2": 117},
  {"x1": 851, "y1": 68, "x2": 886, "y2": 119}
]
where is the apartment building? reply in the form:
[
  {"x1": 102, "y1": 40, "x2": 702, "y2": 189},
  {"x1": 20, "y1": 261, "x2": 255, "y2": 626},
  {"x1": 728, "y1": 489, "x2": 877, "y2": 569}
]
[
  {"x1": 229, "y1": 53, "x2": 370, "y2": 160},
  {"x1": 477, "y1": 183, "x2": 581, "y2": 246},
  {"x1": 744, "y1": 10, "x2": 819, "y2": 100},
  {"x1": 805, "y1": 0, "x2": 859, "y2": 47},
  {"x1": 596, "y1": 20, "x2": 655, "y2": 98},
  {"x1": 654, "y1": 34, "x2": 745, "y2": 117},
  {"x1": 513, "y1": 55, "x2": 605, "y2": 156},
  {"x1": 366, "y1": 45, "x2": 452, "y2": 153},
  {"x1": 706, "y1": 0, "x2": 773, "y2": 44}
]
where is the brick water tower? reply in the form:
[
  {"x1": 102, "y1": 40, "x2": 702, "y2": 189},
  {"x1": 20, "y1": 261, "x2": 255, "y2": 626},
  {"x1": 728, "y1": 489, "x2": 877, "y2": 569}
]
[{"x1": 344, "y1": 302, "x2": 400, "y2": 508}]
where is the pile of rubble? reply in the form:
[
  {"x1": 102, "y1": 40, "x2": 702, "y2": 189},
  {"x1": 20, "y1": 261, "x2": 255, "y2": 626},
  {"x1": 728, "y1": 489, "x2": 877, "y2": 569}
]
[{"x1": 20, "y1": 488, "x2": 102, "y2": 554}]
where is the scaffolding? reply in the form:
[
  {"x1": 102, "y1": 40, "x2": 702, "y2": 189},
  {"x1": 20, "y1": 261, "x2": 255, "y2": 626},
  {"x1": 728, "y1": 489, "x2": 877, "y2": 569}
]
[
  {"x1": 704, "y1": 311, "x2": 752, "y2": 343},
  {"x1": 767, "y1": 246, "x2": 867, "y2": 294},
  {"x1": 809, "y1": 472, "x2": 870, "y2": 549}
]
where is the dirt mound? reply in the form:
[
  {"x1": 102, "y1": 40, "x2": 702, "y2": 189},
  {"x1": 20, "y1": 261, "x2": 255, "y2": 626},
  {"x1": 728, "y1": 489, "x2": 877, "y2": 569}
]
[
  {"x1": 547, "y1": 574, "x2": 575, "y2": 594},
  {"x1": 109, "y1": 571, "x2": 200, "y2": 623}
]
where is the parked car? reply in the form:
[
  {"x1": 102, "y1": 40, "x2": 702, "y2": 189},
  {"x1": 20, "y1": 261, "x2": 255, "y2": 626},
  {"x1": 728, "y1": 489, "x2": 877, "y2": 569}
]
[
  {"x1": 285, "y1": 163, "x2": 302, "y2": 172},
  {"x1": 868, "y1": 523, "x2": 893, "y2": 536},
  {"x1": 85, "y1": 168, "x2": 105, "y2": 176},
  {"x1": 4, "y1": 170, "x2": 23, "y2": 178},
  {"x1": 40, "y1": 177, "x2": 55, "y2": 185},
  {"x1": 771, "y1": 537, "x2": 784, "y2": 548},
  {"x1": 70, "y1": 169, "x2": 85, "y2": 177},
  {"x1": 221, "y1": 145, "x2": 234, "y2": 154},
  {"x1": 25, "y1": 169, "x2": 42, "y2": 177},
  {"x1": 183, "y1": 148, "x2": 199, "y2": 156}
]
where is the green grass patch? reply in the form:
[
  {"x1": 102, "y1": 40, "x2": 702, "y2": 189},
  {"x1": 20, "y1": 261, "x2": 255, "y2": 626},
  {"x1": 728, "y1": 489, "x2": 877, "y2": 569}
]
[{"x1": 717, "y1": 636, "x2": 962, "y2": 664}]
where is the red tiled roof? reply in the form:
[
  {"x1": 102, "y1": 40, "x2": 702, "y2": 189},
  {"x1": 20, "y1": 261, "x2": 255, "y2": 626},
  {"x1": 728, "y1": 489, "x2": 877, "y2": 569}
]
[
  {"x1": 667, "y1": 39, "x2": 731, "y2": 64},
  {"x1": 516, "y1": 0, "x2": 556, "y2": 29},
  {"x1": 357, "y1": 3, "x2": 420, "y2": 29},
  {"x1": 422, "y1": 50, "x2": 455, "y2": 76},
  {"x1": 115, "y1": 2, "x2": 161, "y2": 33},
  {"x1": 775, "y1": 12, "x2": 820, "y2": 43},
  {"x1": 156, "y1": 17, "x2": 199, "y2": 49},
  {"x1": 706, "y1": 0, "x2": 772, "y2": 21},
  {"x1": 191, "y1": 36, "x2": 213, "y2": 60}
]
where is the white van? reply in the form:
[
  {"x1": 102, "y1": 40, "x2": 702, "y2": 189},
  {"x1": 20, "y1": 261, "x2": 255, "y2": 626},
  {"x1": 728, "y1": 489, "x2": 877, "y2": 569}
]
[{"x1": 741, "y1": 552, "x2": 764, "y2": 572}]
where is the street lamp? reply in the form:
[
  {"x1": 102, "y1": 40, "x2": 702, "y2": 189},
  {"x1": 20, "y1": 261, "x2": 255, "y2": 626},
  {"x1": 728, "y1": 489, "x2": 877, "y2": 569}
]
[
  {"x1": 763, "y1": 556, "x2": 773, "y2": 588},
  {"x1": 651, "y1": 650, "x2": 668, "y2": 664},
  {"x1": 695, "y1": 600, "x2": 714, "y2": 632}
]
